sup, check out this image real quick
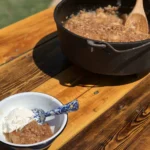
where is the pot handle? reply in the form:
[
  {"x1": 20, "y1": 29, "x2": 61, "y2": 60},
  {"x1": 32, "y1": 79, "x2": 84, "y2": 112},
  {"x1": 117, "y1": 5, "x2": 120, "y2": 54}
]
[{"x1": 87, "y1": 40, "x2": 150, "y2": 53}]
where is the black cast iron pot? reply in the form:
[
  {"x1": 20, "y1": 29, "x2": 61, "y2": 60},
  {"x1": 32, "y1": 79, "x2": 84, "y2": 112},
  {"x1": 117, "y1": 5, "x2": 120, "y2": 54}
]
[{"x1": 54, "y1": 0, "x2": 150, "y2": 75}]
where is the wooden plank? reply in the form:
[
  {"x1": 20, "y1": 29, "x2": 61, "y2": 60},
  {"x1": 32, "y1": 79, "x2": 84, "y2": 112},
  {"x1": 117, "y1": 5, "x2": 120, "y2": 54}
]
[
  {"x1": 0, "y1": 29, "x2": 149, "y2": 149},
  {"x1": 0, "y1": 52, "x2": 148, "y2": 150},
  {"x1": 31, "y1": 73, "x2": 147, "y2": 150},
  {"x1": 0, "y1": 7, "x2": 56, "y2": 65},
  {"x1": 0, "y1": 36, "x2": 70, "y2": 100},
  {"x1": 0, "y1": 67, "x2": 101, "y2": 150},
  {"x1": 0, "y1": 66, "x2": 100, "y2": 150},
  {"x1": 60, "y1": 75, "x2": 150, "y2": 150},
  {"x1": 1, "y1": 42, "x2": 145, "y2": 150},
  {"x1": 0, "y1": 36, "x2": 148, "y2": 149},
  {"x1": 126, "y1": 123, "x2": 150, "y2": 150},
  {"x1": 0, "y1": 51, "x2": 49, "y2": 99}
]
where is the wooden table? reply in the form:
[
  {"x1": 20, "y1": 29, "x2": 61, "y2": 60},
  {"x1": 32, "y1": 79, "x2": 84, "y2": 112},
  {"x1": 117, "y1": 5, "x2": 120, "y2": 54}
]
[{"x1": 0, "y1": 7, "x2": 150, "y2": 150}]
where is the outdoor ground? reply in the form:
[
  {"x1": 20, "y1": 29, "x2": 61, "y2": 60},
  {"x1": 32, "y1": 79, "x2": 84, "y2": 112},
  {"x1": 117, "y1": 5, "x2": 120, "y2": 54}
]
[{"x1": 0, "y1": 0, "x2": 52, "y2": 28}]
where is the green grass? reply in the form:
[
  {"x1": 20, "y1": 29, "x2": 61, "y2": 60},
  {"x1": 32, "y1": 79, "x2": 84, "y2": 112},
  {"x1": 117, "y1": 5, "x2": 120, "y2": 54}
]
[{"x1": 0, "y1": 0, "x2": 52, "y2": 28}]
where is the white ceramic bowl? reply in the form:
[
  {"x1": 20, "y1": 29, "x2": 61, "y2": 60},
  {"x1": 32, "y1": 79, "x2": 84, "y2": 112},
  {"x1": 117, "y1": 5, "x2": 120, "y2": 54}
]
[{"x1": 0, "y1": 92, "x2": 68, "y2": 150}]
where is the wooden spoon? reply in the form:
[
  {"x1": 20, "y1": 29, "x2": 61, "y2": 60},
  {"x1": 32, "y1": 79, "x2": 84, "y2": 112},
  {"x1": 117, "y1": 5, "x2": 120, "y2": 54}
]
[{"x1": 125, "y1": 0, "x2": 149, "y2": 34}]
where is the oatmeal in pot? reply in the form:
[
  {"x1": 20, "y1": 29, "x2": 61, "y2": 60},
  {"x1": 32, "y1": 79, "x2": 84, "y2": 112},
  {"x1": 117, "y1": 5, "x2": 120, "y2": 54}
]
[{"x1": 64, "y1": 5, "x2": 150, "y2": 42}]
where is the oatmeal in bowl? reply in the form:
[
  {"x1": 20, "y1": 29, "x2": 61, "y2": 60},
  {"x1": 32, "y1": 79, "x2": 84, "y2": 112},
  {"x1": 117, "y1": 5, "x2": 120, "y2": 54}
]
[{"x1": 0, "y1": 92, "x2": 68, "y2": 150}]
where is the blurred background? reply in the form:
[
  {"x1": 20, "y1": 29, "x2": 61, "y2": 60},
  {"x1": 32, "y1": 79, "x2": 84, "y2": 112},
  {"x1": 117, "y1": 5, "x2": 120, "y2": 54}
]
[{"x1": 0, "y1": 0, "x2": 52, "y2": 28}]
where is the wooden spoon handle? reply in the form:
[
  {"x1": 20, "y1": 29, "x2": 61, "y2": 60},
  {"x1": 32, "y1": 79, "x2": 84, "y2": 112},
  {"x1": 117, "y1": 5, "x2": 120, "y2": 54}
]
[{"x1": 132, "y1": 0, "x2": 145, "y2": 15}]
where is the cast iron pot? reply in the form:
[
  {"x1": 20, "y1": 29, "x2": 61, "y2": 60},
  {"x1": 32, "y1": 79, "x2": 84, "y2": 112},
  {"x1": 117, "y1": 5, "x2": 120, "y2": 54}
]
[{"x1": 54, "y1": 0, "x2": 150, "y2": 75}]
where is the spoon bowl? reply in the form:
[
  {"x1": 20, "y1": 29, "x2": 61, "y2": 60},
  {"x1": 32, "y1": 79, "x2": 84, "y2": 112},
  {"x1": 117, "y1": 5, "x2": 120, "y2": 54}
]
[{"x1": 125, "y1": 0, "x2": 149, "y2": 34}]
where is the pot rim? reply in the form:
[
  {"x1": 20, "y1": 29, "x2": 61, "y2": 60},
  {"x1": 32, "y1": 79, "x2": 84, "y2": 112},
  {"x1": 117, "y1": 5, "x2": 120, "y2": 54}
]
[{"x1": 54, "y1": 0, "x2": 150, "y2": 45}]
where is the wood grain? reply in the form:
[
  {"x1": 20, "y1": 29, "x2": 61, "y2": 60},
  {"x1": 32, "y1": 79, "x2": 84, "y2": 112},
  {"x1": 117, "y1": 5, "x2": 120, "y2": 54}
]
[
  {"x1": 0, "y1": 51, "x2": 49, "y2": 99},
  {"x1": 0, "y1": 49, "x2": 148, "y2": 150},
  {"x1": 0, "y1": 7, "x2": 56, "y2": 65},
  {"x1": 0, "y1": 39, "x2": 146, "y2": 150},
  {"x1": 0, "y1": 35, "x2": 70, "y2": 100},
  {"x1": 60, "y1": 75, "x2": 150, "y2": 150},
  {"x1": 127, "y1": 123, "x2": 150, "y2": 150},
  {"x1": 32, "y1": 73, "x2": 146, "y2": 150},
  {"x1": 0, "y1": 45, "x2": 146, "y2": 150}
]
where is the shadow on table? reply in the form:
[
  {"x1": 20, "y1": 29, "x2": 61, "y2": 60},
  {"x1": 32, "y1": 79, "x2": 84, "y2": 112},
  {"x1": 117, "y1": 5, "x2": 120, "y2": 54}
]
[
  {"x1": 0, "y1": 142, "x2": 10, "y2": 150},
  {"x1": 33, "y1": 32, "x2": 149, "y2": 88}
]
